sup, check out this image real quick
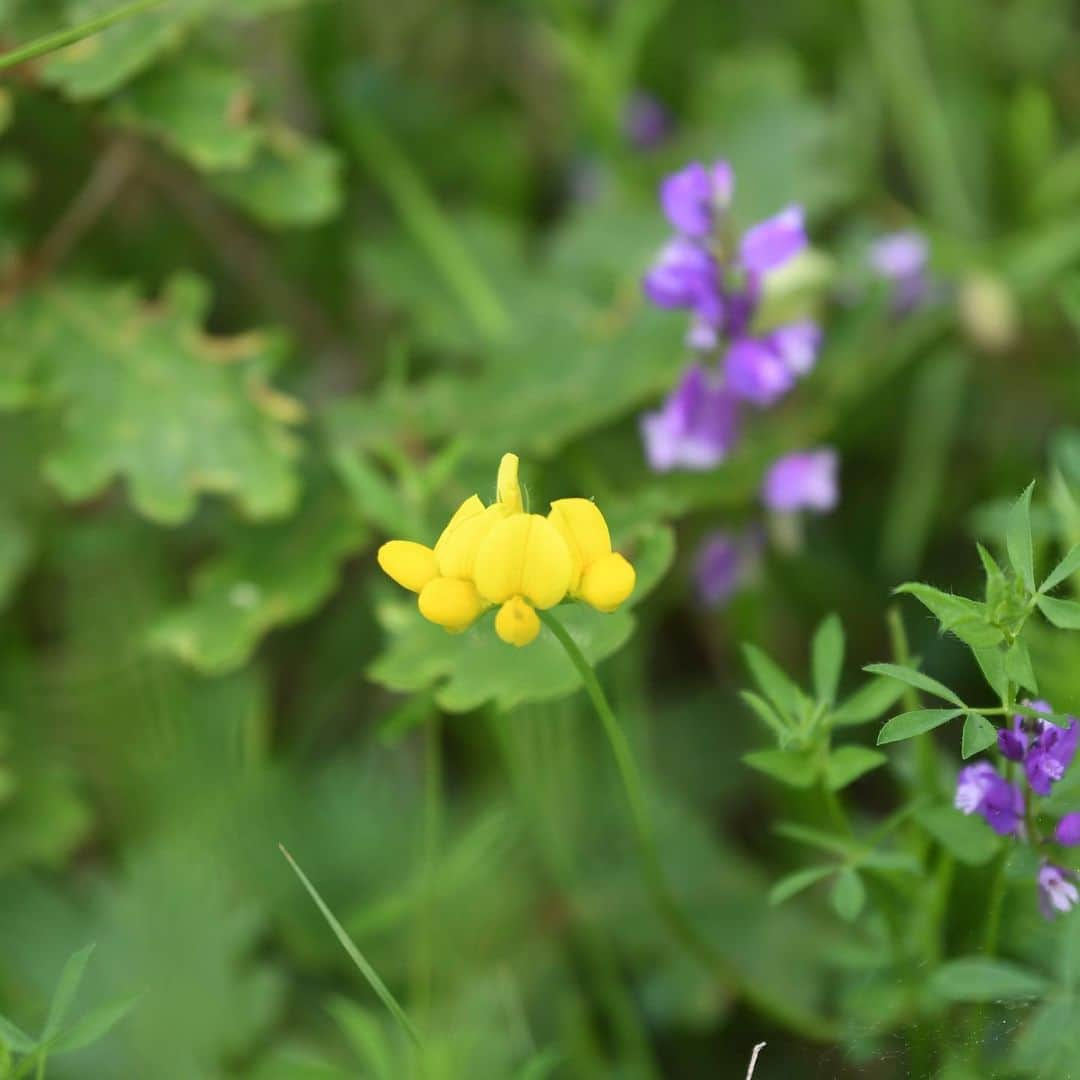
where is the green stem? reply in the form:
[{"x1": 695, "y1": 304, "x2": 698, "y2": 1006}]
[
  {"x1": 411, "y1": 716, "x2": 442, "y2": 1021},
  {"x1": 0, "y1": 0, "x2": 165, "y2": 72},
  {"x1": 539, "y1": 609, "x2": 842, "y2": 1043}
]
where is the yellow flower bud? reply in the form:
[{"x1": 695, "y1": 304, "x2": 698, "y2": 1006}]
[
  {"x1": 418, "y1": 577, "x2": 485, "y2": 632},
  {"x1": 377, "y1": 540, "x2": 438, "y2": 594},
  {"x1": 547, "y1": 498, "x2": 635, "y2": 612},
  {"x1": 494, "y1": 596, "x2": 540, "y2": 646},
  {"x1": 474, "y1": 513, "x2": 571, "y2": 609},
  {"x1": 496, "y1": 452, "x2": 523, "y2": 513},
  {"x1": 579, "y1": 552, "x2": 636, "y2": 612}
]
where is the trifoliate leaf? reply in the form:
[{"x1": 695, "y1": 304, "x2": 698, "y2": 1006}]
[
  {"x1": 110, "y1": 55, "x2": 260, "y2": 171},
  {"x1": 4, "y1": 275, "x2": 303, "y2": 524},
  {"x1": 151, "y1": 486, "x2": 367, "y2": 674},
  {"x1": 209, "y1": 126, "x2": 343, "y2": 228},
  {"x1": 824, "y1": 746, "x2": 886, "y2": 790},
  {"x1": 876, "y1": 708, "x2": 963, "y2": 745},
  {"x1": 368, "y1": 525, "x2": 673, "y2": 713},
  {"x1": 960, "y1": 712, "x2": 998, "y2": 758}
]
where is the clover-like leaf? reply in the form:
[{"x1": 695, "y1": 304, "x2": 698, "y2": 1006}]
[
  {"x1": 368, "y1": 525, "x2": 674, "y2": 713},
  {"x1": 151, "y1": 485, "x2": 367, "y2": 674},
  {"x1": 4, "y1": 275, "x2": 303, "y2": 524}
]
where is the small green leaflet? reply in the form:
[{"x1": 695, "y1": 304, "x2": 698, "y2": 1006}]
[
  {"x1": 824, "y1": 746, "x2": 887, "y2": 790},
  {"x1": 863, "y1": 662, "x2": 964, "y2": 706},
  {"x1": 893, "y1": 583, "x2": 1003, "y2": 647},
  {"x1": 742, "y1": 644, "x2": 806, "y2": 724},
  {"x1": 961, "y1": 713, "x2": 998, "y2": 758},
  {"x1": 830, "y1": 868, "x2": 866, "y2": 921},
  {"x1": 877, "y1": 708, "x2": 964, "y2": 745},
  {"x1": 742, "y1": 749, "x2": 820, "y2": 788},
  {"x1": 1036, "y1": 594, "x2": 1080, "y2": 629},
  {"x1": 811, "y1": 613, "x2": 844, "y2": 705},
  {"x1": 1005, "y1": 481, "x2": 1037, "y2": 593},
  {"x1": 828, "y1": 676, "x2": 907, "y2": 727},
  {"x1": 915, "y1": 805, "x2": 1001, "y2": 865},
  {"x1": 930, "y1": 957, "x2": 1049, "y2": 1003},
  {"x1": 768, "y1": 865, "x2": 834, "y2": 906},
  {"x1": 1039, "y1": 542, "x2": 1080, "y2": 593}
]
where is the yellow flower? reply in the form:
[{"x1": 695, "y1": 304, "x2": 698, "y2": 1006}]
[
  {"x1": 548, "y1": 498, "x2": 636, "y2": 612},
  {"x1": 377, "y1": 452, "x2": 634, "y2": 646}
]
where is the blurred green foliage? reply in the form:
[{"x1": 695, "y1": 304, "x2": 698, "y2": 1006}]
[{"x1": 0, "y1": 0, "x2": 1079, "y2": 1076}]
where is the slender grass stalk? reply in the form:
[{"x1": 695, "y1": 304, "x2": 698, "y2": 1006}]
[
  {"x1": 279, "y1": 844, "x2": 422, "y2": 1049},
  {"x1": 0, "y1": 0, "x2": 165, "y2": 73},
  {"x1": 538, "y1": 610, "x2": 842, "y2": 1043}
]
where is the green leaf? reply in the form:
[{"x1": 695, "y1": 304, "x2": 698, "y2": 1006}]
[
  {"x1": 863, "y1": 662, "x2": 964, "y2": 706},
  {"x1": 830, "y1": 868, "x2": 866, "y2": 922},
  {"x1": 977, "y1": 542, "x2": 1006, "y2": 596},
  {"x1": 738, "y1": 690, "x2": 788, "y2": 741},
  {"x1": 42, "y1": 943, "x2": 95, "y2": 1042},
  {"x1": 915, "y1": 805, "x2": 1001, "y2": 865},
  {"x1": 150, "y1": 486, "x2": 367, "y2": 674},
  {"x1": 811, "y1": 614, "x2": 844, "y2": 704},
  {"x1": 742, "y1": 749, "x2": 820, "y2": 788},
  {"x1": 1, "y1": 275, "x2": 302, "y2": 524},
  {"x1": 1040, "y1": 542, "x2": 1080, "y2": 593},
  {"x1": 877, "y1": 708, "x2": 964, "y2": 745},
  {"x1": 828, "y1": 676, "x2": 907, "y2": 727},
  {"x1": 894, "y1": 584, "x2": 1003, "y2": 647},
  {"x1": 368, "y1": 525, "x2": 674, "y2": 713},
  {"x1": 0, "y1": 1012, "x2": 35, "y2": 1054},
  {"x1": 971, "y1": 646, "x2": 1008, "y2": 701},
  {"x1": 1036, "y1": 594, "x2": 1080, "y2": 629},
  {"x1": 768, "y1": 865, "x2": 834, "y2": 906},
  {"x1": 930, "y1": 958, "x2": 1050, "y2": 1003},
  {"x1": 111, "y1": 55, "x2": 261, "y2": 171},
  {"x1": 48, "y1": 994, "x2": 139, "y2": 1054},
  {"x1": 961, "y1": 713, "x2": 998, "y2": 759},
  {"x1": 774, "y1": 823, "x2": 856, "y2": 858},
  {"x1": 1005, "y1": 481, "x2": 1037, "y2": 593},
  {"x1": 1004, "y1": 640, "x2": 1038, "y2": 695},
  {"x1": 824, "y1": 746, "x2": 887, "y2": 790},
  {"x1": 209, "y1": 126, "x2": 343, "y2": 228},
  {"x1": 741, "y1": 644, "x2": 804, "y2": 724},
  {"x1": 1009, "y1": 999, "x2": 1080, "y2": 1077}
]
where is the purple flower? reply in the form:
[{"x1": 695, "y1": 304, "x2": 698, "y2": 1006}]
[
  {"x1": 659, "y1": 161, "x2": 733, "y2": 238},
  {"x1": 643, "y1": 237, "x2": 718, "y2": 310},
  {"x1": 694, "y1": 529, "x2": 760, "y2": 607},
  {"x1": 998, "y1": 714, "x2": 1030, "y2": 762},
  {"x1": 1056, "y1": 813, "x2": 1080, "y2": 847},
  {"x1": 641, "y1": 363, "x2": 741, "y2": 472},
  {"x1": 740, "y1": 206, "x2": 806, "y2": 275},
  {"x1": 955, "y1": 762, "x2": 1025, "y2": 837},
  {"x1": 1025, "y1": 716, "x2": 1079, "y2": 797},
  {"x1": 622, "y1": 92, "x2": 672, "y2": 151},
  {"x1": 768, "y1": 320, "x2": 822, "y2": 377},
  {"x1": 762, "y1": 449, "x2": 839, "y2": 513},
  {"x1": 1037, "y1": 863, "x2": 1079, "y2": 919},
  {"x1": 725, "y1": 337, "x2": 796, "y2": 406},
  {"x1": 868, "y1": 231, "x2": 930, "y2": 315}
]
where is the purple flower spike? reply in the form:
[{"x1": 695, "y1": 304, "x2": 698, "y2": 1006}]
[
  {"x1": 955, "y1": 762, "x2": 1025, "y2": 837},
  {"x1": 1055, "y1": 813, "x2": 1080, "y2": 847},
  {"x1": 1038, "y1": 864, "x2": 1079, "y2": 919},
  {"x1": 694, "y1": 529, "x2": 760, "y2": 608},
  {"x1": 641, "y1": 363, "x2": 741, "y2": 472},
  {"x1": 740, "y1": 205, "x2": 806, "y2": 275},
  {"x1": 998, "y1": 715, "x2": 1029, "y2": 762},
  {"x1": 725, "y1": 337, "x2": 796, "y2": 407},
  {"x1": 623, "y1": 92, "x2": 672, "y2": 151},
  {"x1": 642, "y1": 237, "x2": 718, "y2": 311},
  {"x1": 762, "y1": 449, "x2": 839, "y2": 513},
  {"x1": 1025, "y1": 716, "x2": 1079, "y2": 797}
]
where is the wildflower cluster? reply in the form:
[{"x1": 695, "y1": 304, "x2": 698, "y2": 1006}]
[
  {"x1": 956, "y1": 702, "x2": 1080, "y2": 917},
  {"x1": 638, "y1": 160, "x2": 840, "y2": 607},
  {"x1": 377, "y1": 453, "x2": 635, "y2": 647}
]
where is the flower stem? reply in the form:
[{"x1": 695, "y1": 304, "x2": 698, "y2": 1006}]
[
  {"x1": 0, "y1": 0, "x2": 165, "y2": 72},
  {"x1": 539, "y1": 609, "x2": 842, "y2": 1043}
]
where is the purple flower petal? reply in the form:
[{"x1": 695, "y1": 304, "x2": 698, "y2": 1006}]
[
  {"x1": 762, "y1": 449, "x2": 839, "y2": 513},
  {"x1": 1038, "y1": 863, "x2": 1079, "y2": 919},
  {"x1": 768, "y1": 320, "x2": 822, "y2": 377},
  {"x1": 642, "y1": 237, "x2": 718, "y2": 310},
  {"x1": 868, "y1": 231, "x2": 928, "y2": 281},
  {"x1": 725, "y1": 337, "x2": 796, "y2": 407},
  {"x1": 955, "y1": 762, "x2": 1025, "y2": 837},
  {"x1": 1024, "y1": 716, "x2": 1078, "y2": 797},
  {"x1": 740, "y1": 205, "x2": 806, "y2": 275},
  {"x1": 640, "y1": 364, "x2": 741, "y2": 472},
  {"x1": 998, "y1": 716, "x2": 1029, "y2": 762},
  {"x1": 659, "y1": 163, "x2": 715, "y2": 238},
  {"x1": 694, "y1": 530, "x2": 752, "y2": 607},
  {"x1": 1055, "y1": 813, "x2": 1080, "y2": 847}
]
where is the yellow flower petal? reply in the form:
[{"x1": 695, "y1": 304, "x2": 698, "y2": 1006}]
[
  {"x1": 494, "y1": 596, "x2": 540, "y2": 646},
  {"x1": 474, "y1": 513, "x2": 571, "y2": 609},
  {"x1": 377, "y1": 540, "x2": 438, "y2": 594},
  {"x1": 441, "y1": 494, "x2": 485, "y2": 534},
  {"x1": 435, "y1": 503, "x2": 511, "y2": 580},
  {"x1": 496, "y1": 452, "x2": 522, "y2": 513},
  {"x1": 418, "y1": 577, "x2": 485, "y2": 632},
  {"x1": 548, "y1": 498, "x2": 613, "y2": 591},
  {"x1": 578, "y1": 552, "x2": 636, "y2": 613}
]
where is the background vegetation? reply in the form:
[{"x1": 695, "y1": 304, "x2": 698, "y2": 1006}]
[{"x1": 1, "y1": 0, "x2": 1079, "y2": 1076}]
